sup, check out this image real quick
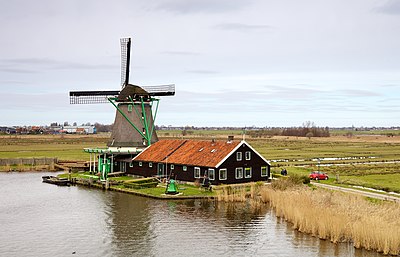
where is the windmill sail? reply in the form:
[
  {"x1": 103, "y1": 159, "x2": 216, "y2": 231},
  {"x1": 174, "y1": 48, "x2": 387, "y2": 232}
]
[
  {"x1": 69, "y1": 84, "x2": 175, "y2": 104},
  {"x1": 120, "y1": 38, "x2": 131, "y2": 88}
]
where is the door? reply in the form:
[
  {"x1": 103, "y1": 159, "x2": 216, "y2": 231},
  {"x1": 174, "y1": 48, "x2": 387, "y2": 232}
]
[
  {"x1": 157, "y1": 163, "x2": 165, "y2": 177},
  {"x1": 120, "y1": 162, "x2": 126, "y2": 173}
]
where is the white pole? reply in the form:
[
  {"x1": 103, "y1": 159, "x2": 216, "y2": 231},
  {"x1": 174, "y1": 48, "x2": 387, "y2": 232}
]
[
  {"x1": 94, "y1": 152, "x2": 96, "y2": 173},
  {"x1": 111, "y1": 154, "x2": 114, "y2": 173},
  {"x1": 89, "y1": 152, "x2": 92, "y2": 174}
]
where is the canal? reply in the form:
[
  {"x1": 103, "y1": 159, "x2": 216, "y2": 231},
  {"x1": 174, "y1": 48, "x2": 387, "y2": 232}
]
[{"x1": 0, "y1": 172, "x2": 384, "y2": 257}]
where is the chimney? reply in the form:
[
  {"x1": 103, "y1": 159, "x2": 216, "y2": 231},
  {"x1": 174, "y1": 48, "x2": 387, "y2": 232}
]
[{"x1": 227, "y1": 135, "x2": 234, "y2": 143}]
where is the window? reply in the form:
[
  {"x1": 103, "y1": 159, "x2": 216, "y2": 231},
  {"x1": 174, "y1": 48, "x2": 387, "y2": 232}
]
[
  {"x1": 194, "y1": 167, "x2": 201, "y2": 178},
  {"x1": 139, "y1": 162, "x2": 142, "y2": 167},
  {"x1": 208, "y1": 168, "x2": 215, "y2": 180},
  {"x1": 261, "y1": 166, "x2": 268, "y2": 177},
  {"x1": 236, "y1": 152, "x2": 242, "y2": 161},
  {"x1": 128, "y1": 104, "x2": 132, "y2": 112},
  {"x1": 235, "y1": 167, "x2": 243, "y2": 179},
  {"x1": 245, "y1": 167, "x2": 252, "y2": 178},
  {"x1": 183, "y1": 166, "x2": 187, "y2": 171},
  {"x1": 245, "y1": 151, "x2": 251, "y2": 160},
  {"x1": 219, "y1": 168, "x2": 227, "y2": 180},
  {"x1": 170, "y1": 164, "x2": 174, "y2": 170},
  {"x1": 129, "y1": 162, "x2": 133, "y2": 168},
  {"x1": 149, "y1": 162, "x2": 153, "y2": 168}
]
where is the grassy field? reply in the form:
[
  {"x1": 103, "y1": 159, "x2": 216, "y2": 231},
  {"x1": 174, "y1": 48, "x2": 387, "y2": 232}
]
[
  {"x1": 1, "y1": 132, "x2": 399, "y2": 192},
  {"x1": 0, "y1": 134, "x2": 109, "y2": 160}
]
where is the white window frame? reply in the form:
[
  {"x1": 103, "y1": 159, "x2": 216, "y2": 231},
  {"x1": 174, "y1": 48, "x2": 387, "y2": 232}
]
[
  {"x1": 129, "y1": 162, "x2": 133, "y2": 168},
  {"x1": 245, "y1": 151, "x2": 251, "y2": 160},
  {"x1": 170, "y1": 164, "x2": 174, "y2": 170},
  {"x1": 183, "y1": 166, "x2": 187, "y2": 171},
  {"x1": 219, "y1": 168, "x2": 227, "y2": 180},
  {"x1": 208, "y1": 168, "x2": 215, "y2": 180},
  {"x1": 236, "y1": 152, "x2": 242, "y2": 161},
  {"x1": 194, "y1": 167, "x2": 201, "y2": 178},
  {"x1": 139, "y1": 162, "x2": 143, "y2": 167},
  {"x1": 245, "y1": 167, "x2": 252, "y2": 178},
  {"x1": 149, "y1": 162, "x2": 153, "y2": 168},
  {"x1": 235, "y1": 167, "x2": 243, "y2": 179},
  {"x1": 261, "y1": 166, "x2": 268, "y2": 177}
]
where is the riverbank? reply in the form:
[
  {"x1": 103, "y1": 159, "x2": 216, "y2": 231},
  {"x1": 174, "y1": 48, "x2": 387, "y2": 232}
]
[
  {"x1": 63, "y1": 171, "x2": 400, "y2": 255},
  {"x1": 0, "y1": 158, "x2": 88, "y2": 172},
  {"x1": 4, "y1": 171, "x2": 374, "y2": 257},
  {"x1": 61, "y1": 172, "x2": 216, "y2": 200},
  {"x1": 0, "y1": 157, "x2": 57, "y2": 172},
  {"x1": 217, "y1": 178, "x2": 400, "y2": 256}
]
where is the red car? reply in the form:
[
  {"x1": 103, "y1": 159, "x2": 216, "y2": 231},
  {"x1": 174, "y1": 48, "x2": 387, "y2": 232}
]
[{"x1": 309, "y1": 171, "x2": 329, "y2": 180}]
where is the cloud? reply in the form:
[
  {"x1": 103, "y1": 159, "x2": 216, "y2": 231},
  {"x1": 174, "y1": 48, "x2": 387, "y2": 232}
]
[
  {"x1": 153, "y1": 0, "x2": 252, "y2": 14},
  {"x1": 0, "y1": 58, "x2": 117, "y2": 73},
  {"x1": 265, "y1": 85, "x2": 323, "y2": 100},
  {"x1": 214, "y1": 23, "x2": 272, "y2": 32},
  {"x1": 374, "y1": 0, "x2": 400, "y2": 15},
  {"x1": 186, "y1": 70, "x2": 219, "y2": 74},
  {"x1": 339, "y1": 89, "x2": 381, "y2": 97},
  {"x1": 379, "y1": 84, "x2": 400, "y2": 89},
  {"x1": 161, "y1": 51, "x2": 201, "y2": 56}
]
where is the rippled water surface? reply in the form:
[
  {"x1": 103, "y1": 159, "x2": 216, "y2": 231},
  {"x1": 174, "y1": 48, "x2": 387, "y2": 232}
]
[{"x1": 0, "y1": 172, "x2": 384, "y2": 257}]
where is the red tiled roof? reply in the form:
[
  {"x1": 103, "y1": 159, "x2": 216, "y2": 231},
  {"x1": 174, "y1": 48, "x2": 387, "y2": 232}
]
[{"x1": 133, "y1": 139, "x2": 241, "y2": 167}]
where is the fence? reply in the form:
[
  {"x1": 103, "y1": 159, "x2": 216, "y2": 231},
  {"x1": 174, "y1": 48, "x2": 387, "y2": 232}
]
[{"x1": 0, "y1": 158, "x2": 58, "y2": 170}]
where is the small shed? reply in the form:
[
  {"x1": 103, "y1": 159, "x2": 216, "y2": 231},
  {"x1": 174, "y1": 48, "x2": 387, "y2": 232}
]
[{"x1": 129, "y1": 139, "x2": 271, "y2": 184}]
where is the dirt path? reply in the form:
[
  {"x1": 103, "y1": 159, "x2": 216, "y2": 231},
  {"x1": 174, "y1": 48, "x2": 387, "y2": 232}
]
[{"x1": 312, "y1": 182, "x2": 400, "y2": 203}]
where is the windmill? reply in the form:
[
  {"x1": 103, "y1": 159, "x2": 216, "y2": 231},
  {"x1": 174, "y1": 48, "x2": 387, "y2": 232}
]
[{"x1": 69, "y1": 38, "x2": 175, "y2": 148}]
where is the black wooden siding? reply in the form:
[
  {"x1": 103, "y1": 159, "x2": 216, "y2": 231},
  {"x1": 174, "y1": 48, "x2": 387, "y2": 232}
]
[{"x1": 126, "y1": 142, "x2": 270, "y2": 185}]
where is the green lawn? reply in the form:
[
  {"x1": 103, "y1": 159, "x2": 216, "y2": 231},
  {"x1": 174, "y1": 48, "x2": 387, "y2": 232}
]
[
  {"x1": 134, "y1": 184, "x2": 215, "y2": 197},
  {"x1": 338, "y1": 173, "x2": 400, "y2": 193}
]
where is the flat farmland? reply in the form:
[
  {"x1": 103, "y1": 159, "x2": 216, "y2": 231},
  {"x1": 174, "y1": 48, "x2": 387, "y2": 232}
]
[
  {"x1": 0, "y1": 134, "x2": 109, "y2": 160},
  {"x1": 1, "y1": 132, "x2": 399, "y2": 192}
]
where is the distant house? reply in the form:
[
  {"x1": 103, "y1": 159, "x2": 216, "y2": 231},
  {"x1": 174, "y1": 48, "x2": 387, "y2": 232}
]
[
  {"x1": 62, "y1": 125, "x2": 96, "y2": 134},
  {"x1": 0, "y1": 127, "x2": 16, "y2": 134},
  {"x1": 129, "y1": 139, "x2": 271, "y2": 184}
]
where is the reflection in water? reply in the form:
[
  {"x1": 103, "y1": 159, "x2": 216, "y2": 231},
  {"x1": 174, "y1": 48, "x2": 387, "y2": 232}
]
[{"x1": 0, "y1": 172, "x2": 385, "y2": 257}]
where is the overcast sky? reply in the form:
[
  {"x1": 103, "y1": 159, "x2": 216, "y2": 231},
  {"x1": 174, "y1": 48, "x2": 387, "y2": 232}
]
[{"x1": 1, "y1": 0, "x2": 400, "y2": 127}]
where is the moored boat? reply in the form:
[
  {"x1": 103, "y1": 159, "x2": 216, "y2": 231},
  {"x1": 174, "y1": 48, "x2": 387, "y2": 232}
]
[{"x1": 42, "y1": 176, "x2": 70, "y2": 186}]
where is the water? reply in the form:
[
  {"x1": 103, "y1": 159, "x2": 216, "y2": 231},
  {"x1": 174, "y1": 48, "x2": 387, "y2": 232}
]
[{"x1": 0, "y1": 172, "x2": 384, "y2": 257}]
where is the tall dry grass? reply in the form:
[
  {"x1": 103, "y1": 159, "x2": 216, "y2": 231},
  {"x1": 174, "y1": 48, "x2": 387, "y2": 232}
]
[
  {"x1": 262, "y1": 183, "x2": 400, "y2": 255},
  {"x1": 216, "y1": 180, "x2": 400, "y2": 255}
]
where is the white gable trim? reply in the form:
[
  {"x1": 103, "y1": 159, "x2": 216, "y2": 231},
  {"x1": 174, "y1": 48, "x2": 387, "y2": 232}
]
[
  {"x1": 244, "y1": 141, "x2": 271, "y2": 165},
  {"x1": 215, "y1": 140, "x2": 270, "y2": 168},
  {"x1": 131, "y1": 144, "x2": 152, "y2": 161}
]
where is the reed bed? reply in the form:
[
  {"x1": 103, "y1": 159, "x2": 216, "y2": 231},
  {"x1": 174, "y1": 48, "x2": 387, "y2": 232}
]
[{"x1": 216, "y1": 180, "x2": 400, "y2": 255}]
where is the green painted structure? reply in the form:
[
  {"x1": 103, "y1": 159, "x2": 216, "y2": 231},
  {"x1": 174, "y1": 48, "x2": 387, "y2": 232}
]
[{"x1": 165, "y1": 179, "x2": 179, "y2": 195}]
